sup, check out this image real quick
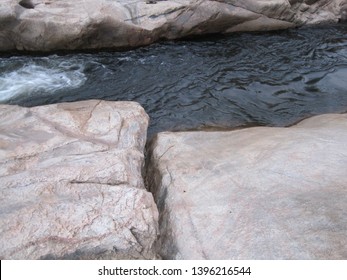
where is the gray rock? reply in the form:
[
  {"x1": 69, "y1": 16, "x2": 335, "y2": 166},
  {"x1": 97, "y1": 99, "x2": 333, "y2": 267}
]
[
  {"x1": 0, "y1": 100, "x2": 159, "y2": 259},
  {"x1": 0, "y1": 0, "x2": 345, "y2": 51},
  {"x1": 146, "y1": 114, "x2": 347, "y2": 259}
]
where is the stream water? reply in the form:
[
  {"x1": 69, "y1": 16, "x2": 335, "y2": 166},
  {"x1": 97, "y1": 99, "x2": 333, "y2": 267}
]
[{"x1": 1, "y1": 23, "x2": 347, "y2": 138}]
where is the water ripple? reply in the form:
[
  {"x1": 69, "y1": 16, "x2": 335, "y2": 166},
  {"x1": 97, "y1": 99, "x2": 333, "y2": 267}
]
[{"x1": 1, "y1": 23, "x2": 347, "y2": 137}]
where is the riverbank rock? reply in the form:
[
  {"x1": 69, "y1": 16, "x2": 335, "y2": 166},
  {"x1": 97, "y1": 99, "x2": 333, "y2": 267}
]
[
  {"x1": 0, "y1": 0, "x2": 346, "y2": 51},
  {"x1": 0, "y1": 100, "x2": 159, "y2": 259},
  {"x1": 146, "y1": 114, "x2": 347, "y2": 259}
]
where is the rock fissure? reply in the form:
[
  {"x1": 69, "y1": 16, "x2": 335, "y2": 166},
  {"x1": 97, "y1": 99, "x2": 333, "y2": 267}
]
[
  {"x1": 1, "y1": 0, "x2": 347, "y2": 260},
  {"x1": 69, "y1": 180, "x2": 129, "y2": 187},
  {"x1": 1, "y1": 100, "x2": 347, "y2": 259}
]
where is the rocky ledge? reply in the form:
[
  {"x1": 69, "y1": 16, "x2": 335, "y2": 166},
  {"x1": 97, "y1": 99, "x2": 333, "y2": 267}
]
[
  {"x1": 147, "y1": 113, "x2": 347, "y2": 259},
  {"x1": 1, "y1": 101, "x2": 346, "y2": 259},
  {"x1": 0, "y1": 0, "x2": 346, "y2": 52},
  {"x1": 0, "y1": 100, "x2": 158, "y2": 259}
]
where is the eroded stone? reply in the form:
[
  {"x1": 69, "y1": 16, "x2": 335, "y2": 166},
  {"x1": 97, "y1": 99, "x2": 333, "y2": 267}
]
[
  {"x1": 147, "y1": 114, "x2": 347, "y2": 259},
  {"x1": 0, "y1": 0, "x2": 345, "y2": 51},
  {"x1": 0, "y1": 100, "x2": 159, "y2": 259}
]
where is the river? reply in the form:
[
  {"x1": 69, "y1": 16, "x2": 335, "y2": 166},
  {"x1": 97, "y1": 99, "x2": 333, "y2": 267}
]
[{"x1": 1, "y1": 23, "x2": 347, "y2": 138}]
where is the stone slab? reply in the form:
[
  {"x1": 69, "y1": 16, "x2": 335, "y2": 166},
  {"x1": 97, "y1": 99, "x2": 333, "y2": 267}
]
[
  {"x1": 0, "y1": 0, "x2": 345, "y2": 51},
  {"x1": 0, "y1": 100, "x2": 159, "y2": 259},
  {"x1": 147, "y1": 113, "x2": 347, "y2": 259}
]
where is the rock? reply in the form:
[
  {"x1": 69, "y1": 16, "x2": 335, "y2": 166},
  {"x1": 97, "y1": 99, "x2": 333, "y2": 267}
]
[
  {"x1": 0, "y1": 100, "x2": 159, "y2": 259},
  {"x1": 146, "y1": 114, "x2": 347, "y2": 259},
  {"x1": 0, "y1": 0, "x2": 346, "y2": 52}
]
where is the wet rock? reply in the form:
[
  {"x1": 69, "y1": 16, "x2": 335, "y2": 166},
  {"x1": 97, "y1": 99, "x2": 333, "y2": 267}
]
[
  {"x1": 0, "y1": 100, "x2": 159, "y2": 259},
  {"x1": 147, "y1": 114, "x2": 347, "y2": 259},
  {"x1": 0, "y1": 0, "x2": 345, "y2": 51}
]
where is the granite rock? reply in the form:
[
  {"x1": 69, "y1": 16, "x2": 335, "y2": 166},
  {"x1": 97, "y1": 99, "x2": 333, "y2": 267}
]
[
  {"x1": 0, "y1": 100, "x2": 159, "y2": 259},
  {"x1": 0, "y1": 0, "x2": 346, "y2": 51},
  {"x1": 147, "y1": 114, "x2": 347, "y2": 259}
]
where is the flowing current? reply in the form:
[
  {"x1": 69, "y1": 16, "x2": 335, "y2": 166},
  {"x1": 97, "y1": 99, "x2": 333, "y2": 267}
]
[{"x1": 1, "y1": 24, "x2": 347, "y2": 137}]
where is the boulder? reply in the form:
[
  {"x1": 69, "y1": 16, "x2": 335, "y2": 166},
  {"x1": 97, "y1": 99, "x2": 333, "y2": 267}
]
[
  {"x1": 0, "y1": 100, "x2": 159, "y2": 259},
  {"x1": 0, "y1": 0, "x2": 346, "y2": 51},
  {"x1": 146, "y1": 113, "x2": 347, "y2": 259}
]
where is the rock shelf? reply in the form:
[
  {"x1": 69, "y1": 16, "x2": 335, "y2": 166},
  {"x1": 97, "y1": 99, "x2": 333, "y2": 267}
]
[
  {"x1": 0, "y1": 100, "x2": 346, "y2": 259},
  {"x1": 0, "y1": 0, "x2": 346, "y2": 52}
]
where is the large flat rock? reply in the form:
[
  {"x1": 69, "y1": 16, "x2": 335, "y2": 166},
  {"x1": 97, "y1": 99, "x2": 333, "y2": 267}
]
[
  {"x1": 0, "y1": 0, "x2": 346, "y2": 51},
  {"x1": 147, "y1": 114, "x2": 347, "y2": 259},
  {"x1": 0, "y1": 100, "x2": 159, "y2": 259}
]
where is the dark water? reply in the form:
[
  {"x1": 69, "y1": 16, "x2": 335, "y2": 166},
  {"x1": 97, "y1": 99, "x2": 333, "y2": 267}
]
[{"x1": 1, "y1": 23, "x2": 347, "y2": 137}]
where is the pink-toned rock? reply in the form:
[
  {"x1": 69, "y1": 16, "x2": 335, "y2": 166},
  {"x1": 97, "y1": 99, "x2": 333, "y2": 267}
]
[
  {"x1": 0, "y1": 100, "x2": 159, "y2": 259},
  {"x1": 0, "y1": 0, "x2": 345, "y2": 51},
  {"x1": 147, "y1": 113, "x2": 347, "y2": 259}
]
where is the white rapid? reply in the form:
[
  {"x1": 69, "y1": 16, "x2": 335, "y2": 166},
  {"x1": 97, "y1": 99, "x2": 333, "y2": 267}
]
[{"x1": 0, "y1": 56, "x2": 86, "y2": 102}]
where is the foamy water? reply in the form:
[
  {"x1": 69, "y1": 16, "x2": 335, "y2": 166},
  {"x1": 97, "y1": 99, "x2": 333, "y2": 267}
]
[{"x1": 0, "y1": 57, "x2": 86, "y2": 102}]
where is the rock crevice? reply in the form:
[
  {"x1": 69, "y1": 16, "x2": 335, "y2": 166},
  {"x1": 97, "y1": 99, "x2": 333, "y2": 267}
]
[{"x1": 1, "y1": 100, "x2": 347, "y2": 259}]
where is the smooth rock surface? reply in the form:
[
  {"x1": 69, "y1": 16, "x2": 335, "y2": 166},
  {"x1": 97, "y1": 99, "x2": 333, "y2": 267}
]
[
  {"x1": 0, "y1": 100, "x2": 159, "y2": 259},
  {"x1": 0, "y1": 0, "x2": 346, "y2": 51},
  {"x1": 147, "y1": 114, "x2": 347, "y2": 259}
]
